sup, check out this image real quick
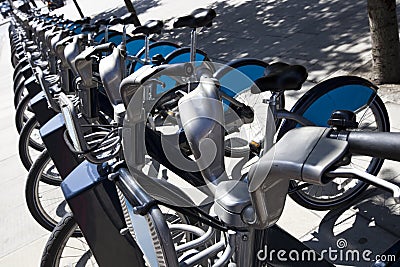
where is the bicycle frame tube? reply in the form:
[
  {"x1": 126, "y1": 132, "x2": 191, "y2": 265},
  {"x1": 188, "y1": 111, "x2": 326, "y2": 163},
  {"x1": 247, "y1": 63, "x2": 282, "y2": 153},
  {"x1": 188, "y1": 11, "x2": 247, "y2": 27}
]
[
  {"x1": 190, "y1": 29, "x2": 197, "y2": 63},
  {"x1": 275, "y1": 109, "x2": 315, "y2": 126},
  {"x1": 144, "y1": 35, "x2": 150, "y2": 63}
]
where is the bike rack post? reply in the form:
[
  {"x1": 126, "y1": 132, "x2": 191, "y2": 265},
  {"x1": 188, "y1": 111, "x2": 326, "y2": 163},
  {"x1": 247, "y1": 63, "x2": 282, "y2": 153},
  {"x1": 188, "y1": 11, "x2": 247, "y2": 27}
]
[{"x1": 71, "y1": 0, "x2": 84, "y2": 19}]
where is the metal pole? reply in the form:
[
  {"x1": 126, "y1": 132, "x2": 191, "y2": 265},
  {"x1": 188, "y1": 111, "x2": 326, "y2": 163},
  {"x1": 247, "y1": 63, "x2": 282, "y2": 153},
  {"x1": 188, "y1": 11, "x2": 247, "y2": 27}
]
[
  {"x1": 122, "y1": 0, "x2": 141, "y2": 26},
  {"x1": 72, "y1": 0, "x2": 84, "y2": 18}
]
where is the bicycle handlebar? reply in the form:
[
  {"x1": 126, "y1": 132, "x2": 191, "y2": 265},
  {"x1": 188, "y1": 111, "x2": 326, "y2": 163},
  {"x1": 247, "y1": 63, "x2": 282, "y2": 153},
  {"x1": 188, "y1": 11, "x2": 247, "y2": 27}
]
[
  {"x1": 247, "y1": 127, "x2": 400, "y2": 229},
  {"x1": 332, "y1": 131, "x2": 400, "y2": 162},
  {"x1": 348, "y1": 131, "x2": 400, "y2": 161}
]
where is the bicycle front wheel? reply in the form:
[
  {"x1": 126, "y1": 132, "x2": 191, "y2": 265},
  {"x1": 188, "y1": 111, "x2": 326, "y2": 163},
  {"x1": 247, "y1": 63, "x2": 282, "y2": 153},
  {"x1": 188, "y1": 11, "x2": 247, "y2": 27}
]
[
  {"x1": 279, "y1": 77, "x2": 390, "y2": 210},
  {"x1": 25, "y1": 149, "x2": 67, "y2": 233},
  {"x1": 41, "y1": 213, "x2": 94, "y2": 267},
  {"x1": 19, "y1": 116, "x2": 44, "y2": 170}
]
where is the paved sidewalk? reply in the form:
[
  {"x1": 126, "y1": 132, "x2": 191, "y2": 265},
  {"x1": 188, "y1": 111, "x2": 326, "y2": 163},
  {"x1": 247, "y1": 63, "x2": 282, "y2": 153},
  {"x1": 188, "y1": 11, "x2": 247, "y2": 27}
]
[
  {"x1": 0, "y1": 0, "x2": 399, "y2": 266},
  {"x1": 0, "y1": 22, "x2": 48, "y2": 267}
]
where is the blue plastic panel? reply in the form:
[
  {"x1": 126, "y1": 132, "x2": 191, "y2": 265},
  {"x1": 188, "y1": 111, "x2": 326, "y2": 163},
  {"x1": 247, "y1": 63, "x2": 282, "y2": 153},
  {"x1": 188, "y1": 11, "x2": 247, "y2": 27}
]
[
  {"x1": 126, "y1": 39, "x2": 146, "y2": 56},
  {"x1": 39, "y1": 113, "x2": 65, "y2": 137},
  {"x1": 151, "y1": 51, "x2": 207, "y2": 94},
  {"x1": 165, "y1": 52, "x2": 206, "y2": 66},
  {"x1": 218, "y1": 65, "x2": 266, "y2": 97},
  {"x1": 301, "y1": 85, "x2": 375, "y2": 126},
  {"x1": 71, "y1": 25, "x2": 82, "y2": 34},
  {"x1": 94, "y1": 32, "x2": 106, "y2": 43},
  {"x1": 108, "y1": 34, "x2": 124, "y2": 46},
  {"x1": 61, "y1": 160, "x2": 104, "y2": 200},
  {"x1": 133, "y1": 44, "x2": 179, "y2": 72}
]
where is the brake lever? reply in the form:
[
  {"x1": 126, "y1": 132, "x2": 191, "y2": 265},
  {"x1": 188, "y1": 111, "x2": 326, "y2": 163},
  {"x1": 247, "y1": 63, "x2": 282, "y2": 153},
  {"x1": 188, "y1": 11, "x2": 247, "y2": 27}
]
[{"x1": 327, "y1": 166, "x2": 400, "y2": 200}]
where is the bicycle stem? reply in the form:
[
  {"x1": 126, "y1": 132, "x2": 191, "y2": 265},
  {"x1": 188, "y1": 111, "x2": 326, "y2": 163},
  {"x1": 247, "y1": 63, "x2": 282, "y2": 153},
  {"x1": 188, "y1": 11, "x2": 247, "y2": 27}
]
[
  {"x1": 105, "y1": 25, "x2": 109, "y2": 42},
  {"x1": 144, "y1": 35, "x2": 150, "y2": 63},
  {"x1": 190, "y1": 28, "x2": 197, "y2": 63},
  {"x1": 266, "y1": 92, "x2": 279, "y2": 118},
  {"x1": 122, "y1": 24, "x2": 127, "y2": 47}
]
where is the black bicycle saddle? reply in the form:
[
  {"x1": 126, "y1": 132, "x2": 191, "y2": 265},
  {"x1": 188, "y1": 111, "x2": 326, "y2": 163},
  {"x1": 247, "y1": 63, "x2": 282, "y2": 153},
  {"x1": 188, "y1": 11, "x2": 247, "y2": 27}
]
[
  {"x1": 251, "y1": 62, "x2": 308, "y2": 93},
  {"x1": 107, "y1": 13, "x2": 138, "y2": 26},
  {"x1": 132, "y1": 20, "x2": 164, "y2": 35},
  {"x1": 94, "y1": 18, "x2": 107, "y2": 26},
  {"x1": 74, "y1": 16, "x2": 91, "y2": 25},
  {"x1": 81, "y1": 24, "x2": 99, "y2": 33},
  {"x1": 108, "y1": 16, "x2": 122, "y2": 26},
  {"x1": 173, "y1": 8, "x2": 216, "y2": 29}
]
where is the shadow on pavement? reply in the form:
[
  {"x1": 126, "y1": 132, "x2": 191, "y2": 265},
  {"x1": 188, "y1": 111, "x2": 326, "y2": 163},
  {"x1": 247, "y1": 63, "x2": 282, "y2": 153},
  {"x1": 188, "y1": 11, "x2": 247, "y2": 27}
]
[
  {"x1": 156, "y1": 0, "x2": 372, "y2": 83},
  {"x1": 92, "y1": 0, "x2": 162, "y2": 23},
  {"x1": 302, "y1": 185, "x2": 400, "y2": 266}
]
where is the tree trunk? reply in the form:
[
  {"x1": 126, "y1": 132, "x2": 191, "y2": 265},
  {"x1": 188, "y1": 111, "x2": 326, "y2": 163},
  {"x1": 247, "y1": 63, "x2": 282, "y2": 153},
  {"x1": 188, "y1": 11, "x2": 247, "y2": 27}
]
[{"x1": 368, "y1": 0, "x2": 400, "y2": 84}]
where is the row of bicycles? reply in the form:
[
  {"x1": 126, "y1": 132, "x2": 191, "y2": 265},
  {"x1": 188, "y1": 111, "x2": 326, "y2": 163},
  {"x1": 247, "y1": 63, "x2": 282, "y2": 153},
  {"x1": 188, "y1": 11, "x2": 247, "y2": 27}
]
[{"x1": 7, "y1": 5, "x2": 400, "y2": 267}]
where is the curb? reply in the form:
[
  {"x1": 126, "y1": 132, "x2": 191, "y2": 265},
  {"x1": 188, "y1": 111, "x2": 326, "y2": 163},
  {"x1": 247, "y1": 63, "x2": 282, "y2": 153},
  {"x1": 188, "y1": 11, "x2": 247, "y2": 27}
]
[{"x1": 0, "y1": 19, "x2": 10, "y2": 26}]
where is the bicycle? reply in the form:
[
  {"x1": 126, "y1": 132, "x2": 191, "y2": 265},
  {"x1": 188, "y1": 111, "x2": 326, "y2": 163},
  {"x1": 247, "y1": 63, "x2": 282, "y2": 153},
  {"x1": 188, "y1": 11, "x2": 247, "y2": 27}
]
[
  {"x1": 15, "y1": 14, "x2": 181, "y2": 171},
  {"x1": 11, "y1": 6, "x2": 390, "y2": 236},
  {"x1": 139, "y1": 8, "x2": 390, "y2": 210},
  {"x1": 21, "y1": 16, "x2": 198, "y2": 232},
  {"x1": 39, "y1": 66, "x2": 400, "y2": 267},
  {"x1": 217, "y1": 62, "x2": 389, "y2": 209}
]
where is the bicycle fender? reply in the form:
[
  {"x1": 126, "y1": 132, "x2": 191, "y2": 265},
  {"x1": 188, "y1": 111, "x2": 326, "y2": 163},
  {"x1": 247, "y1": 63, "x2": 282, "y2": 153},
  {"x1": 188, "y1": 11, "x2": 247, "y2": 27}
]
[{"x1": 278, "y1": 76, "x2": 377, "y2": 138}]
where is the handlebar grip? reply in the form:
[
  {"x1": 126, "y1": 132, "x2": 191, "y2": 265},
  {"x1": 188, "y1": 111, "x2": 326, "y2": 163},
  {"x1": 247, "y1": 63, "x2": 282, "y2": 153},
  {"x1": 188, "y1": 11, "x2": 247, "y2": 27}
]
[{"x1": 347, "y1": 131, "x2": 400, "y2": 161}]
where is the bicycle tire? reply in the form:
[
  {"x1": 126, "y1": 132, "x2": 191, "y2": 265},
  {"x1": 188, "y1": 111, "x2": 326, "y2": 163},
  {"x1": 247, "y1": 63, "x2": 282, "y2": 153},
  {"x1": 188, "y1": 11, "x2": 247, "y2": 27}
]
[
  {"x1": 25, "y1": 149, "x2": 67, "y2": 233},
  {"x1": 40, "y1": 213, "x2": 85, "y2": 267},
  {"x1": 11, "y1": 46, "x2": 23, "y2": 68},
  {"x1": 13, "y1": 62, "x2": 26, "y2": 84},
  {"x1": 14, "y1": 80, "x2": 27, "y2": 108},
  {"x1": 13, "y1": 77, "x2": 24, "y2": 97},
  {"x1": 40, "y1": 205, "x2": 189, "y2": 267},
  {"x1": 163, "y1": 47, "x2": 210, "y2": 65},
  {"x1": 15, "y1": 93, "x2": 31, "y2": 133},
  {"x1": 13, "y1": 58, "x2": 27, "y2": 80},
  {"x1": 11, "y1": 48, "x2": 18, "y2": 68},
  {"x1": 11, "y1": 51, "x2": 19, "y2": 68},
  {"x1": 278, "y1": 77, "x2": 390, "y2": 210},
  {"x1": 13, "y1": 70, "x2": 25, "y2": 93},
  {"x1": 19, "y1": 116, "x2": 45, "y2": 171}
]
